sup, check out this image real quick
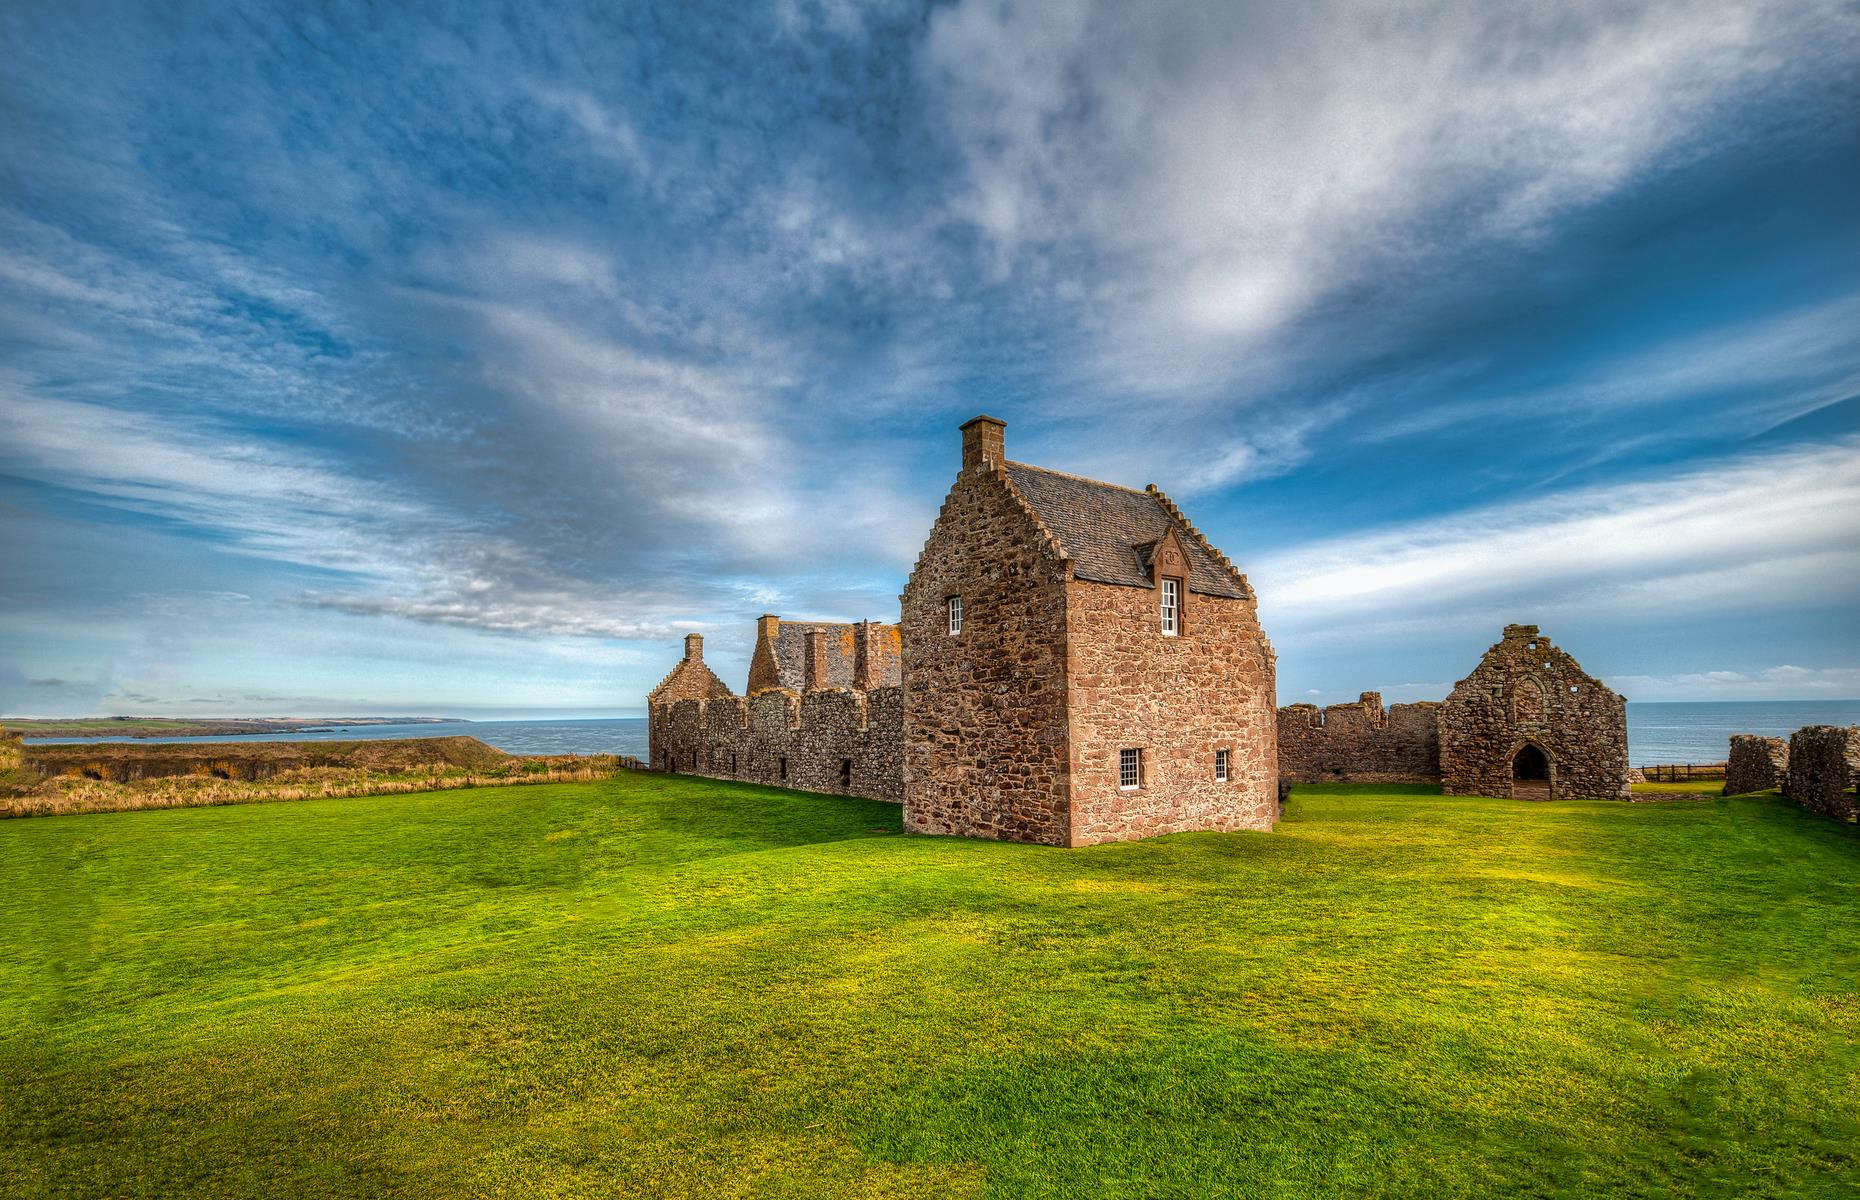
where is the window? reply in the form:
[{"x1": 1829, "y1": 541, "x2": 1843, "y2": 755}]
[
  {"x1": 1215, "y1": 749, "x2": 1230, "y2": 782},
  {"x1": 779, "y1": 757, "x2": 788, "y2": 782},
  {"x1": 840, "y1": 759, "x2": 853, "y2": 787},
  {"x1": 1160, "y1": 577, "x2": 1181, "y2": 635},
  {"x1": 947, "y1": 595, "x2": 963, "y2": 635},
  {"x1": 730, "y1": 752, "x2": 738, "y2": 775},
  {"x1": 1119, "y1": 748, "x2": 1142, "y2": 790}
]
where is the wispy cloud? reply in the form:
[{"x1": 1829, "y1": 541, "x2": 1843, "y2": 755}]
[
  {"x1": 1254, "y1": 436, "x2": 1860, "y2": 642},
  {"x1": 922, "y1": 0, "x2": 1859, "y2": 389}
]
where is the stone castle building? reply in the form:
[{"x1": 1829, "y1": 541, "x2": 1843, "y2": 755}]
[
  {"x1": 900, "y1": 416, "x2": 1278, "y2": 845},
  {"x1": 650, "y1": 421, "x2": 1634, "y2": 840},
  {"x1": 650, "y1": 416, "x2": 1278, "y2": 845},
  {"x1": 1275, "y1": 626, "x2": 1631, "y2": 801}
]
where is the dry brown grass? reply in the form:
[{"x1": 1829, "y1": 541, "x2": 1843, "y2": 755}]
[{"x1": 1, "y1": 757, "x2": 625, "y2": 818}]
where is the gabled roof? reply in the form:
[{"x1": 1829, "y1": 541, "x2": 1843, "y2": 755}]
[
  {"x1": 647, "y1": 657, "x2": 735, "y2": 706},
  {"x1": 1002, "y1": 462, "x2": 1249, "y2": 598},
  {"x1": 765, "y1": 622, "x2": 902, "y2": 692}
]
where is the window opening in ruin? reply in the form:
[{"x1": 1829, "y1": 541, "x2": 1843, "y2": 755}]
[
  {"x1": 731, "y1": 753, "x2": 738, "y2": 774},
  {"x1": 1120, "y1": 748, "x2": 1142, "y2": 790},
  {"x1": 1215, "y1": 749, "x2": 1230, "y2": 782},
  {"x1": 1161, "y1": 577, "x2": 1181, "y2": 636},
  {"x1": 1514, "y1": 676, "x2": 1545, "y2": 724},
  {"x1": 947, "y1": 595, "x2": 963, "y2": 635},
  {"x1": 1512, "y1": 743, "x2": 1549, "y2": 782},
  {"x1": 779, "y1": 757, "x2": 788, "y2": 781},
  {"x1": 840, "y1": 758, "x2": 852, "y2": 787},
  {"x1": 1528, "y1": 642, "x2": 1538, "y2": 650}
]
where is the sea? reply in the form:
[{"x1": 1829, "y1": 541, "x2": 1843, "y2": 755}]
[{"x1": 20, "y1": 701, "x2": 1860, "y2": 767}]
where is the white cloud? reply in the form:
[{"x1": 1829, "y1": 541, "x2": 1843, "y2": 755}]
[
  {"x1": 1607, "y1": 665, "x2": 1860, "y2": 701},
  {"x1": 1252, "y1": 436, "x2": 1860, "y2": 641},
  {"x1": 1365, "y1": 290, "x2": 1860, "y2": 442},
  {"x1": 922, "y1": 0, "x2": 1860, "y2": 388}
]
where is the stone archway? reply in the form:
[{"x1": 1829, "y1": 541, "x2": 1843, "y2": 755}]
[{"x1": 1511, "y1": 742, "x2": 1551, "y2": 801}]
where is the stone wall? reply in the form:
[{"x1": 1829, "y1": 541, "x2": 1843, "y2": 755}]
[
  {"x1": 651, "y1": 685, "x2": 905, "y2": 804},
  {"x1": 900, "y1": 457, "x2": 1074, "y2": 844},
  {"x1": 1065, "y1": 575, "x2": 1277, "y2": 844},
  {"x1": 1439, "y1": 625, "x2": 1629, "y2": 800},
  {"x1": 1276, "y1": 693, "x2": 1441, "y2": 783},
  {"x1": 1723, "y1": 735, "x2": 1789, "y2": 796},
  {"x1": 1782, "y1": 725, "x2": 1859, "y2": 821}
]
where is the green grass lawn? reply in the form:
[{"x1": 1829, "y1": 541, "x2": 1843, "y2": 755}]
[{"x1": 4, "y1": 776, "x2": 1857, "y2": 1198}]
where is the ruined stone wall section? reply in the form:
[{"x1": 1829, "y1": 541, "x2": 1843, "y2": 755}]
[
  {"x1": 1439, "y1": 625, "x2": 1630, "y2": 800},
  {"x1": 649, "y1": 685, "x2": 904, "y2": 803},
  {"x1": 1782, "y1": 725, "x2": 1859, "y2": 821},
  {"x1": 1065, "y1": 578, "x2": 1277, "y2": 845},
  {"x1": 1276, "y1": 693, "x2": 1442, "y2": 783},
  {"x1": 1724, "y1": 735, "x2": 1789, "y2": 796},
  {"x1": 0, "y1": 727, "x2": 21, "y2": 771},
  {"x1": 900, "y1": 465, "x2": 1074, "y2": 845}
]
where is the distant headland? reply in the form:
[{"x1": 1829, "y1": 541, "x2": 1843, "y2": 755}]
[{"x1": 0, "y1": 716, "x2": 459, "y2": 740}]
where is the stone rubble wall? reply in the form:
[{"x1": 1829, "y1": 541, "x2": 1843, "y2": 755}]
[
  {"x1": 1276, "y1": 693, "x2": 1442, "y2": 783},
  {"x1": 900, "y1": 463, "x2": 1074, "y2": 844},
  {"x1": 649, "y1": 686, "x2": 904, "y2": 804},
  {"x1": 1723, "y1": 735, "x2": 1789, "y2": 796},
  {"x1": 1064, "y1": 575, "x2": 1278, "y2": 845},
  {"x1": 1781, "y1": 725, "x2": 1859, "y2": 821}
]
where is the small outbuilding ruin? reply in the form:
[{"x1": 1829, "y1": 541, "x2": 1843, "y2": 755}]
[{"x1": 1439, "y1": 625, "x2": 1629, "y2": 800}]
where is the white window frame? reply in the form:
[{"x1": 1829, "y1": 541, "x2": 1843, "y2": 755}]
[
  {"x1": 1215, "y1": 749, "x2": 1230, "y2": 783},
  {"x1": 1160, "y1": 577, "x2": 1180, "y2": 636},
  {"x1": 947, "y1": 595, "x2": 963, "y2": 635},
  {"x1": 1119, "y1": 748, "x2": 1142, "y2": 790}
]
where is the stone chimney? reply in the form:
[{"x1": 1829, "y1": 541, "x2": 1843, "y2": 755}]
[
  {"x1": 757, "y1": 614, "x2": 780, "y2": 643},
  {"x1": 960, "y1": 414, "x2": 1006, "y2": 471},
  {"x1": 803, "y1": 628, "x2": 829, "y2": 692},
  {"x1": 683, "y1": 633, "x2": 704, "y2": 662},
  {"x1": 854, "y1": 621, "x2": 883, "y2": 693}
]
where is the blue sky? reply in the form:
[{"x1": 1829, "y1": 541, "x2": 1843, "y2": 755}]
[{"x1": 2, "y1": 0, "x2": 1857, "y2": 719}]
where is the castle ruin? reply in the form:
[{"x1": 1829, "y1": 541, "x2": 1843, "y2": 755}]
[
  {"x1": 649, "y1": 416, "x2": 1278, "y2": 845},
  {"x1": 649, "y1": 421, "x2": 1636, "y2": 841},
  {"x1": 1439, "y1": 625, "x2": 1630, "y2": 800}
]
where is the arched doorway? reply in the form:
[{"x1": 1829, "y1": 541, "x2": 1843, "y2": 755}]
[{"x1": 1511, "y1": 743, "x2": 1550, "y2": 800}]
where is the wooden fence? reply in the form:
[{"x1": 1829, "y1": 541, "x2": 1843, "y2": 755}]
[{"x1": 1638, "y1": 761, "x2": 1728, "y2": 783}]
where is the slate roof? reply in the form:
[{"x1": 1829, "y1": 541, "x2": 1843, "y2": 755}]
[
  {"x1": 1002, "y1": 462, "x2": 1249, "y2": 598},
  {"x1": 768, "y1": 622, "x2": 902, "y2": 692}
]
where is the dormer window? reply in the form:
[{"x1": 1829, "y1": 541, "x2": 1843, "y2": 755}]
[
  {"x1": 947, "y1": 595, "x2": 963, "y2": 635},
  {"x1": 1160, "y1": 577, "x2": 1181, "y2": 636}
]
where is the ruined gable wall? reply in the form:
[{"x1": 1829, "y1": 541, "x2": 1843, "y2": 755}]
[
  {"x1": 1439, "y1": 627, "x2": 1629, "y2": 800},
  {"x1": 650, "y1": 686, "x2": 904, "y2": 803},
  {"x1": 901, "y1": 466, "x2": 1073, "y2": 845},
  {"x1": 1276, "y1": 693, "x2": 1441, "y2": 783},
  {"x1": 645, "y1": 644, "x2": 733, "y2": 772},
  {"x1": 1782, "y1": 725, "x2": 1859, "y2": 821},
  {"x1": 1724, "y1": 735, "x2": 1789, "y2": 796},
  {"x1": 1065, "y1": 578, "x2": 1277, "y2": 844}
]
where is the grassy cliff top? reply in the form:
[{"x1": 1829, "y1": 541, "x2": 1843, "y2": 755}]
[{"x1": 3, "y1": 777, "x2": 1856, "y2": 1197}]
